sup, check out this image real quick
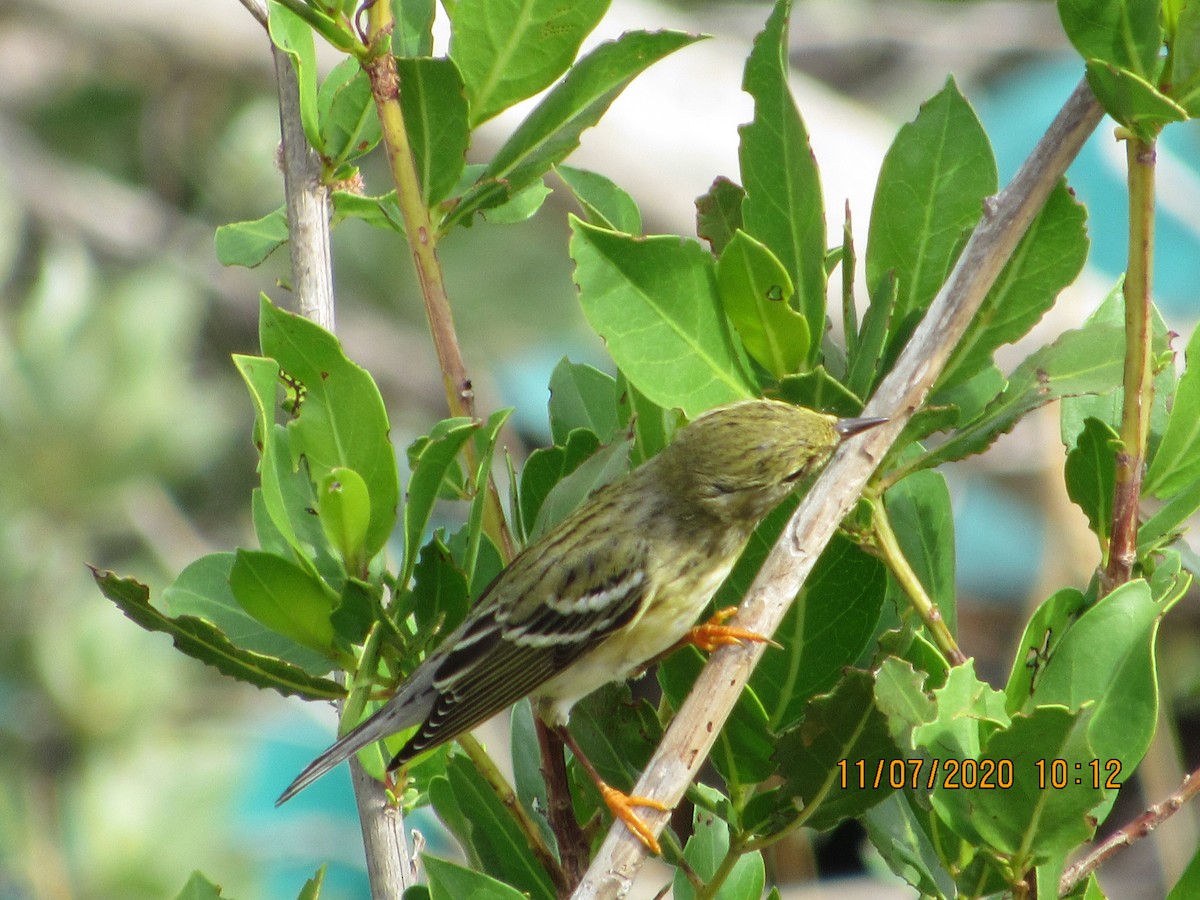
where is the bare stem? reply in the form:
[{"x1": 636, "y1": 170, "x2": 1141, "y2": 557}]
[
  {"x1": 872, "y1": 501, "x2": 965, "y2": 666},
  {"x1": 570, "y1": 78, "x2": 1104, "y2": 900},
  {"x1": 1061, "y1": 767, "x2": 1200, "y2": 894},
  {"x1": 1102, "y1": 133, "x2": 1157, "y2": 595},
  {"x1": 362, "y1": 0, "x2": 515, "y2": 562}
]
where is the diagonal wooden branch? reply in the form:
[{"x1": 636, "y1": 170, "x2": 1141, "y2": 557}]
[{"x1": 571, "y1": 78, "x2": 1104, "y2": 900}]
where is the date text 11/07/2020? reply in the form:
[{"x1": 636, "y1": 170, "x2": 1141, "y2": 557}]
[{"x1": 836, "y1": 758, "x2": 1124, "y2": 792}]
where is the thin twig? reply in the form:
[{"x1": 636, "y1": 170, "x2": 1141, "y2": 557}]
[
  {"x1": 1061, "y1": 767, "x2": 1200, "y2": 893},
  {"x1": 1102, "y1": 132, "x2": 1157, "y2": 594},
  {"x1": 570, "y1": 78, "x2": 1104, "y2": 900}
]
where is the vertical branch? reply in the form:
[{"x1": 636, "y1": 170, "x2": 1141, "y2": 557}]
[
  {"x1": 1103, "y1": 134, "x2": 1157, "y2": 594},
  {"x1": 238, "y1": 1, "x2": 414, "y2": 894}
]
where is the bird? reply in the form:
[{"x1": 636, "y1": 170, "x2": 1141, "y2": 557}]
[{"x1": 276, "y1": 398, "x2": 885, "y2": 853}]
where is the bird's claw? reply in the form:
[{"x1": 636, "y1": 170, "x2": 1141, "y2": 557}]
[
  {"x1": 683, "y1": 606, "x2": 780, "y2": 652},
  {"x1": 598, "y1": 783, "x2": 669, "y2": 855}
]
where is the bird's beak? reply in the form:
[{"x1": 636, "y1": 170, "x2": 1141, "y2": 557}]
[{"x1": 835, "y1": 416, "x2": 888, "y2": 438}]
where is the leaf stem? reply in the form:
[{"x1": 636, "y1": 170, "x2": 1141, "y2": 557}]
[
  {"x1": 362, "y1": 0, "x2": 516, "y2": 562},
  {"x1": 871, "y1": 501, "x2": 965, "y2": 666},
  {"x1": 1103, "y1": 132, "x2": 1157, "y2": 595}
]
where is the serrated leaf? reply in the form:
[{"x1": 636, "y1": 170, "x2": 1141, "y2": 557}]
[
  {"x1": 163, "y1": 552, "x2": 332, "y2": 674},
  {"x1": 866, "y1": 78, "x2": 997, "y2": 345},
  {"x1": 570, "y1": 220, "x2": 757, "y2": 416},
  {"x1": 445, "y1": 31, "x2": 698, "y2": 229},
  {"x1": 717, "y1": 230, "x2": 809, "y2": 378},
  {"x1": 739, "y1": 0, "x2": 825, "y2": 359},
  {"x1": 215, "y1": 207, "x2": 289, "y2": 268},
  {"x1": 92, "y1": 568, "x2": 344, "y2": 700}
]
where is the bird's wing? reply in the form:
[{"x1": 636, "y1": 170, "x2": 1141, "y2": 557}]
[{"x1": 393, "y1": 553, "x2": 652, "y2": 765}]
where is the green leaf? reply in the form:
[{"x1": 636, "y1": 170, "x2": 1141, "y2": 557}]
[
  {"x1": 1058, "y1": 0, "x2": 1163, "y2": 78},
  {"x1": 318, "y1": 58, "x2": 382, "y2": 165},
  {"x1": 449, "y1": 0, "x2": 610, "y2": 127},
  {"x1": 1146, "y1": 321, "x2": 1200, "y2": 496},
  {"x1": 403, "y1": 417, "x2": 478, "y2": 588},
  {"x1": 1003, "y1": 587, "x2": 1088, "y2": 713},
  {"x1": 943, "y1": 706, "x2": 1101, "y2": 866},
  {"x1": 423, "y1": 855, "x2": 531, "y2": 900},
  {"x1": 937, "y1": 180, "x2": 1089, "y2": 392},
  {"x1": 174, "y1": 871, "x2": 226, "y2": 900},
  {"x1": 395, "y1": 0, "x2": 435, "y2": 57},
  {"x1": 530, "y1": 437, "x2": 631, "y2": 538},
  {"x1": 163, "y1": 552, "x2": 332, "y2": 674},
  {"x1": 547, "y1": 357, "x2": 619, "y2": 444},
  {"x1": 518, "y1": 428, "x2": 601, "y2": 541},
  {"x1": 844, "y1": 271, "x2": 896, "y2": 400},
  {"x1": 268, "y1": 1, "x2": 323, "y2": 152},
  {"x1": 230, "y1": 549, "x2": 338, "y2": 655},
  {"x1": 873, "y1": 657, "x2": 936, "y2": 750},
  {"x1": 773, "y1": 669, "x2": 901, "y2": 832},
  {"x1": 1085, "y1": 59, "x2": 1188, "y2": 133},
  {"x1": 408, "y1": 535, "x2": 471, "y2": 641},
  {"x1": 461, "y1": 407, "x2": 514, "y2": 584},
  {"x1": 569, "y1": 683, "x2": 662, "y2": 793},
  {"x1": 916, "y1": 321, "x2": 1126, "y2": 470},
  {"x1": 296, "y1": 866, "x2": 325, "y2": 900},
  {"x1": 1167, "y1": 839, "x2": 1200, "y2": 899},
  {"x1": 331, "y1": 190, "x2": 406, "y2": 231},
  {"x1": 673, "y1": 806, "x2": 765, "y2": 900},
  {"x1": 214, "y1": 207, "x2": 289, "y2": 268},
  {"x1": 862, "y1": 791, "x2": 957, "y2": 899},
  {"x1": 259, "y1": 297, "x2": 400, "y2": 560},
  {"x1": 556, "y1": 165, "x2": 642, "y2": 234},
  {"x1": 433, "y1": 756, "x2": 556, "y2": 899},
  {"x1": 92, "y1": 568, "x2": 345, "y2": 700},
  {"x1": 716, "y1": 230, "x2": 809, "y2": 378},
  {"x1": 753, "y1": 532, "x2": 888, "y2": 733},
  {"x1": 866, "y1": 78, "x2": 997, "y2": 343},
  {"x1": 884, "y1": 470, "x2": 957, "y2": 637},
  {"x1": 776, "y1": 366, "x2": 864, "y2": 417},
  {"x1": 1167, "y1": 2, "x2": 1200, "y2": 114},
  {"x1": 1065, "y1": 418, "x2": 1118, "y2": 548},
  {"x1": 912, "y1": 662, "x2": 1010, "y2": 766},
  {"x1": 615, "y1": 371, "x2": 675, "y2": 465},
  {"x1": 480, "y1": 179, "x2": 551, "y2": 224},
  {"x1": 509, "y1": 702, "x2": 556, "y2": 848},
  {"x1": 317, "y1": 467, "x2": 371, "y2": 573},
  {"x1": 445, "y1": 31, "x2": 699, "y2": 229},
  {"x1": 695, "y1": 176, "x2": 745, "y2": 257},
  {"x1": 739, "y1": 0, "x2": 826, "y2": 358},
  {"x1": 1026, "y1": 580, "x2": 1166, "y2": 780},
  {"x1": 570, "y1": 220, "x2": 757, "y2": 416},
  {"x1": 397, "y1": 57, "x2": 469, "y2": 207}
]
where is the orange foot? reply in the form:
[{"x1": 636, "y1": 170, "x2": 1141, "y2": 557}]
[
  {"x1": 598, "y1": 782, "x2": 670, "y2": 855},
  {"x1": 683, "y1": 606, "x2": 780, "y2": 652}
]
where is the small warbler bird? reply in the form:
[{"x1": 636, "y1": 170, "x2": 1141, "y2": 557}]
[{"x1": 277, "y1": 399, "x2": 884, "y2": 851}]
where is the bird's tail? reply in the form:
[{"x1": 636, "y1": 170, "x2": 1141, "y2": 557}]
[{"x1": 275, "y1": 688, "x2": 430, "y2": 806}]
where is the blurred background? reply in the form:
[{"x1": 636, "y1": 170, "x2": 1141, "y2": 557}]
[{"x1": 1, "y1": 0, "x2": 1199, "y2": 897}]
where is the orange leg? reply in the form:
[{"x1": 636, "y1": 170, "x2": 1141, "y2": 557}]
[
  {"x1": 681, "y1": 606, "x2": 780, "y2": 652},
  {"x1": 555, "y1": 724, "x2": 670, "y2": 855}
]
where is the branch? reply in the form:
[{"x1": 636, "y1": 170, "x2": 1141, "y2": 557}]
[
  {"x1": 1060, "y1": 766, "x2": 1200, "y2": 894},
  {"x1": 570, "y1": 77, "x2": 1104, "y2": 900},
  {"x1": 249, "y1": 4, "x2": 414, "y2": 893}
]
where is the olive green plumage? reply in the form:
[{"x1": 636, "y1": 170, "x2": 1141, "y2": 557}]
[{"x1": 277, "y1": 399, "x2": 880, "y2": 805}]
